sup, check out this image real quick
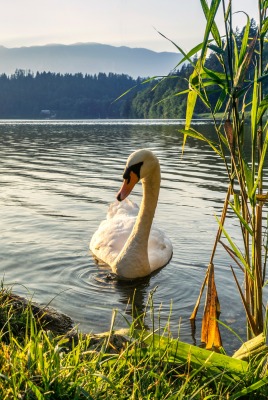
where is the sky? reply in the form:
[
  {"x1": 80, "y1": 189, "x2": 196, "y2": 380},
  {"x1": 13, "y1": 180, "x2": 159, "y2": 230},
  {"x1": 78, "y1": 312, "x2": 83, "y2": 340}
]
[{"x1": 0, "y1": 1, "x2": 259, "y2": 53}]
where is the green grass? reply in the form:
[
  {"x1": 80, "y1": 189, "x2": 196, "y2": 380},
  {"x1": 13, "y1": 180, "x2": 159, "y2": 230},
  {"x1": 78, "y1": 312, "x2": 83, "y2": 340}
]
[{"x1": 0, "y1": 287, "x2": 267, "y2": 399}]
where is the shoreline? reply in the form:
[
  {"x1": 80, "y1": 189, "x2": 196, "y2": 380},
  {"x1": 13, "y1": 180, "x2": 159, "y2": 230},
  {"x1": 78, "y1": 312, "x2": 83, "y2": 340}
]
[{"x1": 1, "y1": 289, "x2": 130, "y2": 353}]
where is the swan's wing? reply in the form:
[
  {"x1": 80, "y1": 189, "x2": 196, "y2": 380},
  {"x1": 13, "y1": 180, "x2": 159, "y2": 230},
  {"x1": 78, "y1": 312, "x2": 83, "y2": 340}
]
[
  {"x1": 148, "y1": 225, "x2": 173, "y2": 271},
  {"x1": 90, "y1": 199, "x2": 138, "y2": 266}
]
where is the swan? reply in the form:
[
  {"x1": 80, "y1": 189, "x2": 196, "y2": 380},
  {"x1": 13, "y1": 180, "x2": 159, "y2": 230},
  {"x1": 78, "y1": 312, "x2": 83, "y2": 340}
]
[{"x1": 90, "y1": 149, "x2": 173, "y2": 279}]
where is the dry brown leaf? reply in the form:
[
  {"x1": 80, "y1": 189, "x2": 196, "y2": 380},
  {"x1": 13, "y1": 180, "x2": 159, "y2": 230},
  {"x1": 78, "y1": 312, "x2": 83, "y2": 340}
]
[{"x1": 201, "y1": 263, "x2": 222, "y2": 350}]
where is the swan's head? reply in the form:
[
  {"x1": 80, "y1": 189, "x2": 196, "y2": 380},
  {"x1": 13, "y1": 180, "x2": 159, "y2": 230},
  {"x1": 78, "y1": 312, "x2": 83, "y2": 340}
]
[{"x1": 117, "y1": 149, "x2": 159, "y2": 202}]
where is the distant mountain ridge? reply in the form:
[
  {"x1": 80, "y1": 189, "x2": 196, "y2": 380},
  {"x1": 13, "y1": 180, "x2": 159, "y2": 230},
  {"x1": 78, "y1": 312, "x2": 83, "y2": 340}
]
[{"x1": 0, "y1": 43, "x2": 182, "y2": 78}]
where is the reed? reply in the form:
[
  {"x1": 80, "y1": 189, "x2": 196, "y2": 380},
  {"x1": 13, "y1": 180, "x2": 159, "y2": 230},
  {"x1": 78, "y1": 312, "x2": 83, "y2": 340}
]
[{"x1": 174, "y1": 0, "x2": 268, "y2": 347}]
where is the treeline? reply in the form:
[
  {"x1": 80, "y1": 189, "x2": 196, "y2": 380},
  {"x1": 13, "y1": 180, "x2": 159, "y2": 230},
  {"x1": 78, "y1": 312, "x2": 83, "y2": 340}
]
[
  {"x1": 0, "y1": 71, "x2": 141, "y2": 119},
  {"x1": 0, "y1": 68, "x2": 194, "y2": 119},
  {"x1": 0, "y1": 65, "x2": 209, "y2": 119},
  {"x1": 0, "y1": 19, "x2": 265, "y2": 119}
]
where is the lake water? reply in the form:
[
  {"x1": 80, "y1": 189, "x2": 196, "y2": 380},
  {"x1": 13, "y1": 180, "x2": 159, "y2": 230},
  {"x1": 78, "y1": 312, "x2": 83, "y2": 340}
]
[{"x1": 0, "y1": 119, "x2": 267, "y2": 353}]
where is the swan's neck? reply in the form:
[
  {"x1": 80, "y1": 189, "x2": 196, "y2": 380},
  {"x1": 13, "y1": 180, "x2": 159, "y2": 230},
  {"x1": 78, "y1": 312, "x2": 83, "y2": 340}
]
[
  {"x1": 137, "y1": 173, "x2": 160, "y2": 240},
  {"x1": 113, "y1": 164, "x2": 160, "y2": 278}
]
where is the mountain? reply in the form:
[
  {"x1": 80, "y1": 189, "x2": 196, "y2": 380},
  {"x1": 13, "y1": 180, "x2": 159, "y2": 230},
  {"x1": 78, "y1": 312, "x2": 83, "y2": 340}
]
[{"x1": 0, "y1": 43, "x2": 182, "y2": 78}]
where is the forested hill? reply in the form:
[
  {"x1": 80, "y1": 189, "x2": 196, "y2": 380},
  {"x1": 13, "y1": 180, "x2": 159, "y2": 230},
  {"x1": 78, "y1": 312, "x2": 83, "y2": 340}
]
[
  {"x1": 0, "y1": 69, "x2": 195, "y2": 119},
  {"x1": 0, "y1": 71, "x2": 141, "y2": 119}
]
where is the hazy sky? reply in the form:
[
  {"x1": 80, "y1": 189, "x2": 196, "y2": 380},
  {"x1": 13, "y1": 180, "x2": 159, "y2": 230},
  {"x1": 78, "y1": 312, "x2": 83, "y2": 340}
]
[{"x1": 0, "y1": 1, "x2": 259, "y2": 52}]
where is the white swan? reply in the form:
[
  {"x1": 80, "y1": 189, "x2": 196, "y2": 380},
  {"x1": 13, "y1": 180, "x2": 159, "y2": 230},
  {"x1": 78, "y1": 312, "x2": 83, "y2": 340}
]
[{"x1": 90, "y1": 149, "x2": 173, "y2": 279}]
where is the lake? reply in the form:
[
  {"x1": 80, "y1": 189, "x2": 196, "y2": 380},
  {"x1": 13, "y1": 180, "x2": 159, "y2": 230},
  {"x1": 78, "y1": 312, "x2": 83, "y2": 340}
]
[{"x1": 0, "y1": 119, "x2": 266, "y2": 353}]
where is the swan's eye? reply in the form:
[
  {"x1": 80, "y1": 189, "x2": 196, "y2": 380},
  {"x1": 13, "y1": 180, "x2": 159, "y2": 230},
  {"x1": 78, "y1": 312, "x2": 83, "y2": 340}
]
[{"x1": 123, "y1": 161, "x2": 143, "y2": 183}]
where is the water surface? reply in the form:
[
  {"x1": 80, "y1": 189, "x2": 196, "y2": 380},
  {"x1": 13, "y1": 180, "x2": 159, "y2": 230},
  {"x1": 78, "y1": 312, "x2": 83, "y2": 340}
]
[{"x1": 0, "y1": 119, "x2": 266, "y2": 352}]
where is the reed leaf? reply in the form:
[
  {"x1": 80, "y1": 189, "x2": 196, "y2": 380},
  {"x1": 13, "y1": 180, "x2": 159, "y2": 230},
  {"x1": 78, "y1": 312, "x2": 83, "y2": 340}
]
[
  {"x1": 219, "y1": 131, "x2": 229, "y2": 148},
  {"x1": 113, "y1": 84, "x2": 139, "y2": 102},
  {"x1": 207, "y1": 43, "x2": 225, "y2": 54},
  {"x1": 257, "y1": 94, "x2": 268, "y2": 124},
  {"x1": 260, "y1": 16, "x2": 268, "y2": 39},
  {"x1": 189, "y1": 81, "x2": 211, "y2": 109},
  {"x1": 141, "y1": 333, "x2": 248, "y2": 376},
  {"x1": 233, "y1": 34, "x2": 257, "y2": 90},
  {"x1": 238, "y1": 14, "x2": 250, "y2": 67},
  {"x1": 233, "y1": 193, "x2": 241, "y2": 213},
  {"x1": 179, "y1": 128, "x2": 222, "y2": 157},
  {"x1": 184, "y1": 0, "x2": 221, "y2": 137},
  {"x1": 200, "y1": 0, "x2": 222, "y2": 49},
  {"x1": 155, "y1": 29, "x2": 205, "y2": 69},
  {"x1": 252, "y1": 130, "x2": 268, "y2": 196},
  {"x1": 233, "y1": 33, "x2": 239, "y2": 74},
  {"x1": 154, "y1": 89, "x2": 190, "y2": 107},
  {"x1": 228, "y1": 201, "x2": 253, "y2": 236},
  {"x1": 242, "y1": 159, "x2": 254, "y2": 201},
  {"x1": 214, "y1": 90, "x2": 228, "y2": 113},
  {"x1": 230, "y1": 267, "x2": 257, "y2": 335},
  {"x1": 262, "y1": 0, "x2": 268, "y2": 10},
  {"x1": 251, "y1": 67, "x2": 259, "y2": 143},
  {"x1": 219, "y1": 240, "x2": 245, "y2": 273},
  {"x1": 216, "y1": 216, "x2": 253, "y2": 279},
  {"x1": 201, "y1": 68, "x2": 227, "y2": 83},
  {"x1": 184, "y1": 0, "x2": 222, "y2": 155},
  {"x1": 202, "y1": 67, "x2": 228, "y2": 90},
  {"x1": 185, "y1": 73, "x2": 199, "y2": 131},
  {"x1": 224, "y1": 0, "x2": 231, "y2": 22}
]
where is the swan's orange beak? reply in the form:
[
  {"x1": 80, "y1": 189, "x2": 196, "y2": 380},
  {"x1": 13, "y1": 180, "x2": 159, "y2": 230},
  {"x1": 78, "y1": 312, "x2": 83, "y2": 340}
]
[{"x1": 117, "y1": 171, "x2": 139, "y2": 202}]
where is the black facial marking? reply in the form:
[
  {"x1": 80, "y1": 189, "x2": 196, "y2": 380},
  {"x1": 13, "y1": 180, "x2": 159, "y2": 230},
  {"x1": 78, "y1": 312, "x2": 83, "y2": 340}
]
[{"x1": 123, "y1": 161, "x2": 143, "y2": 183}]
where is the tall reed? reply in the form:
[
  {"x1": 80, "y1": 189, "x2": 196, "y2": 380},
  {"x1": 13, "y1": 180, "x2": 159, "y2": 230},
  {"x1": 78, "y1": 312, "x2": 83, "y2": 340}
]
[{"x1": 175, "y1": 0, "x2": 268, "y2": 344}]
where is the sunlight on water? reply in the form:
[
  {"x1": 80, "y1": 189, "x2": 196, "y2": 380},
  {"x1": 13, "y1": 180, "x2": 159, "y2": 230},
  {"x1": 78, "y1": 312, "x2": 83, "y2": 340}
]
[{"x1": 0, "y1": 120, "x2": 267, "y2": 352}]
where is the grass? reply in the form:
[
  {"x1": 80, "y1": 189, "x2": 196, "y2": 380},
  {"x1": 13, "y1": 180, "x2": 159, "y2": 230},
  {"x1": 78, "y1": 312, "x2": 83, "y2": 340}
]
[{"x1": 0, "y1": 286, "x2": 267, "y2": 399}]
